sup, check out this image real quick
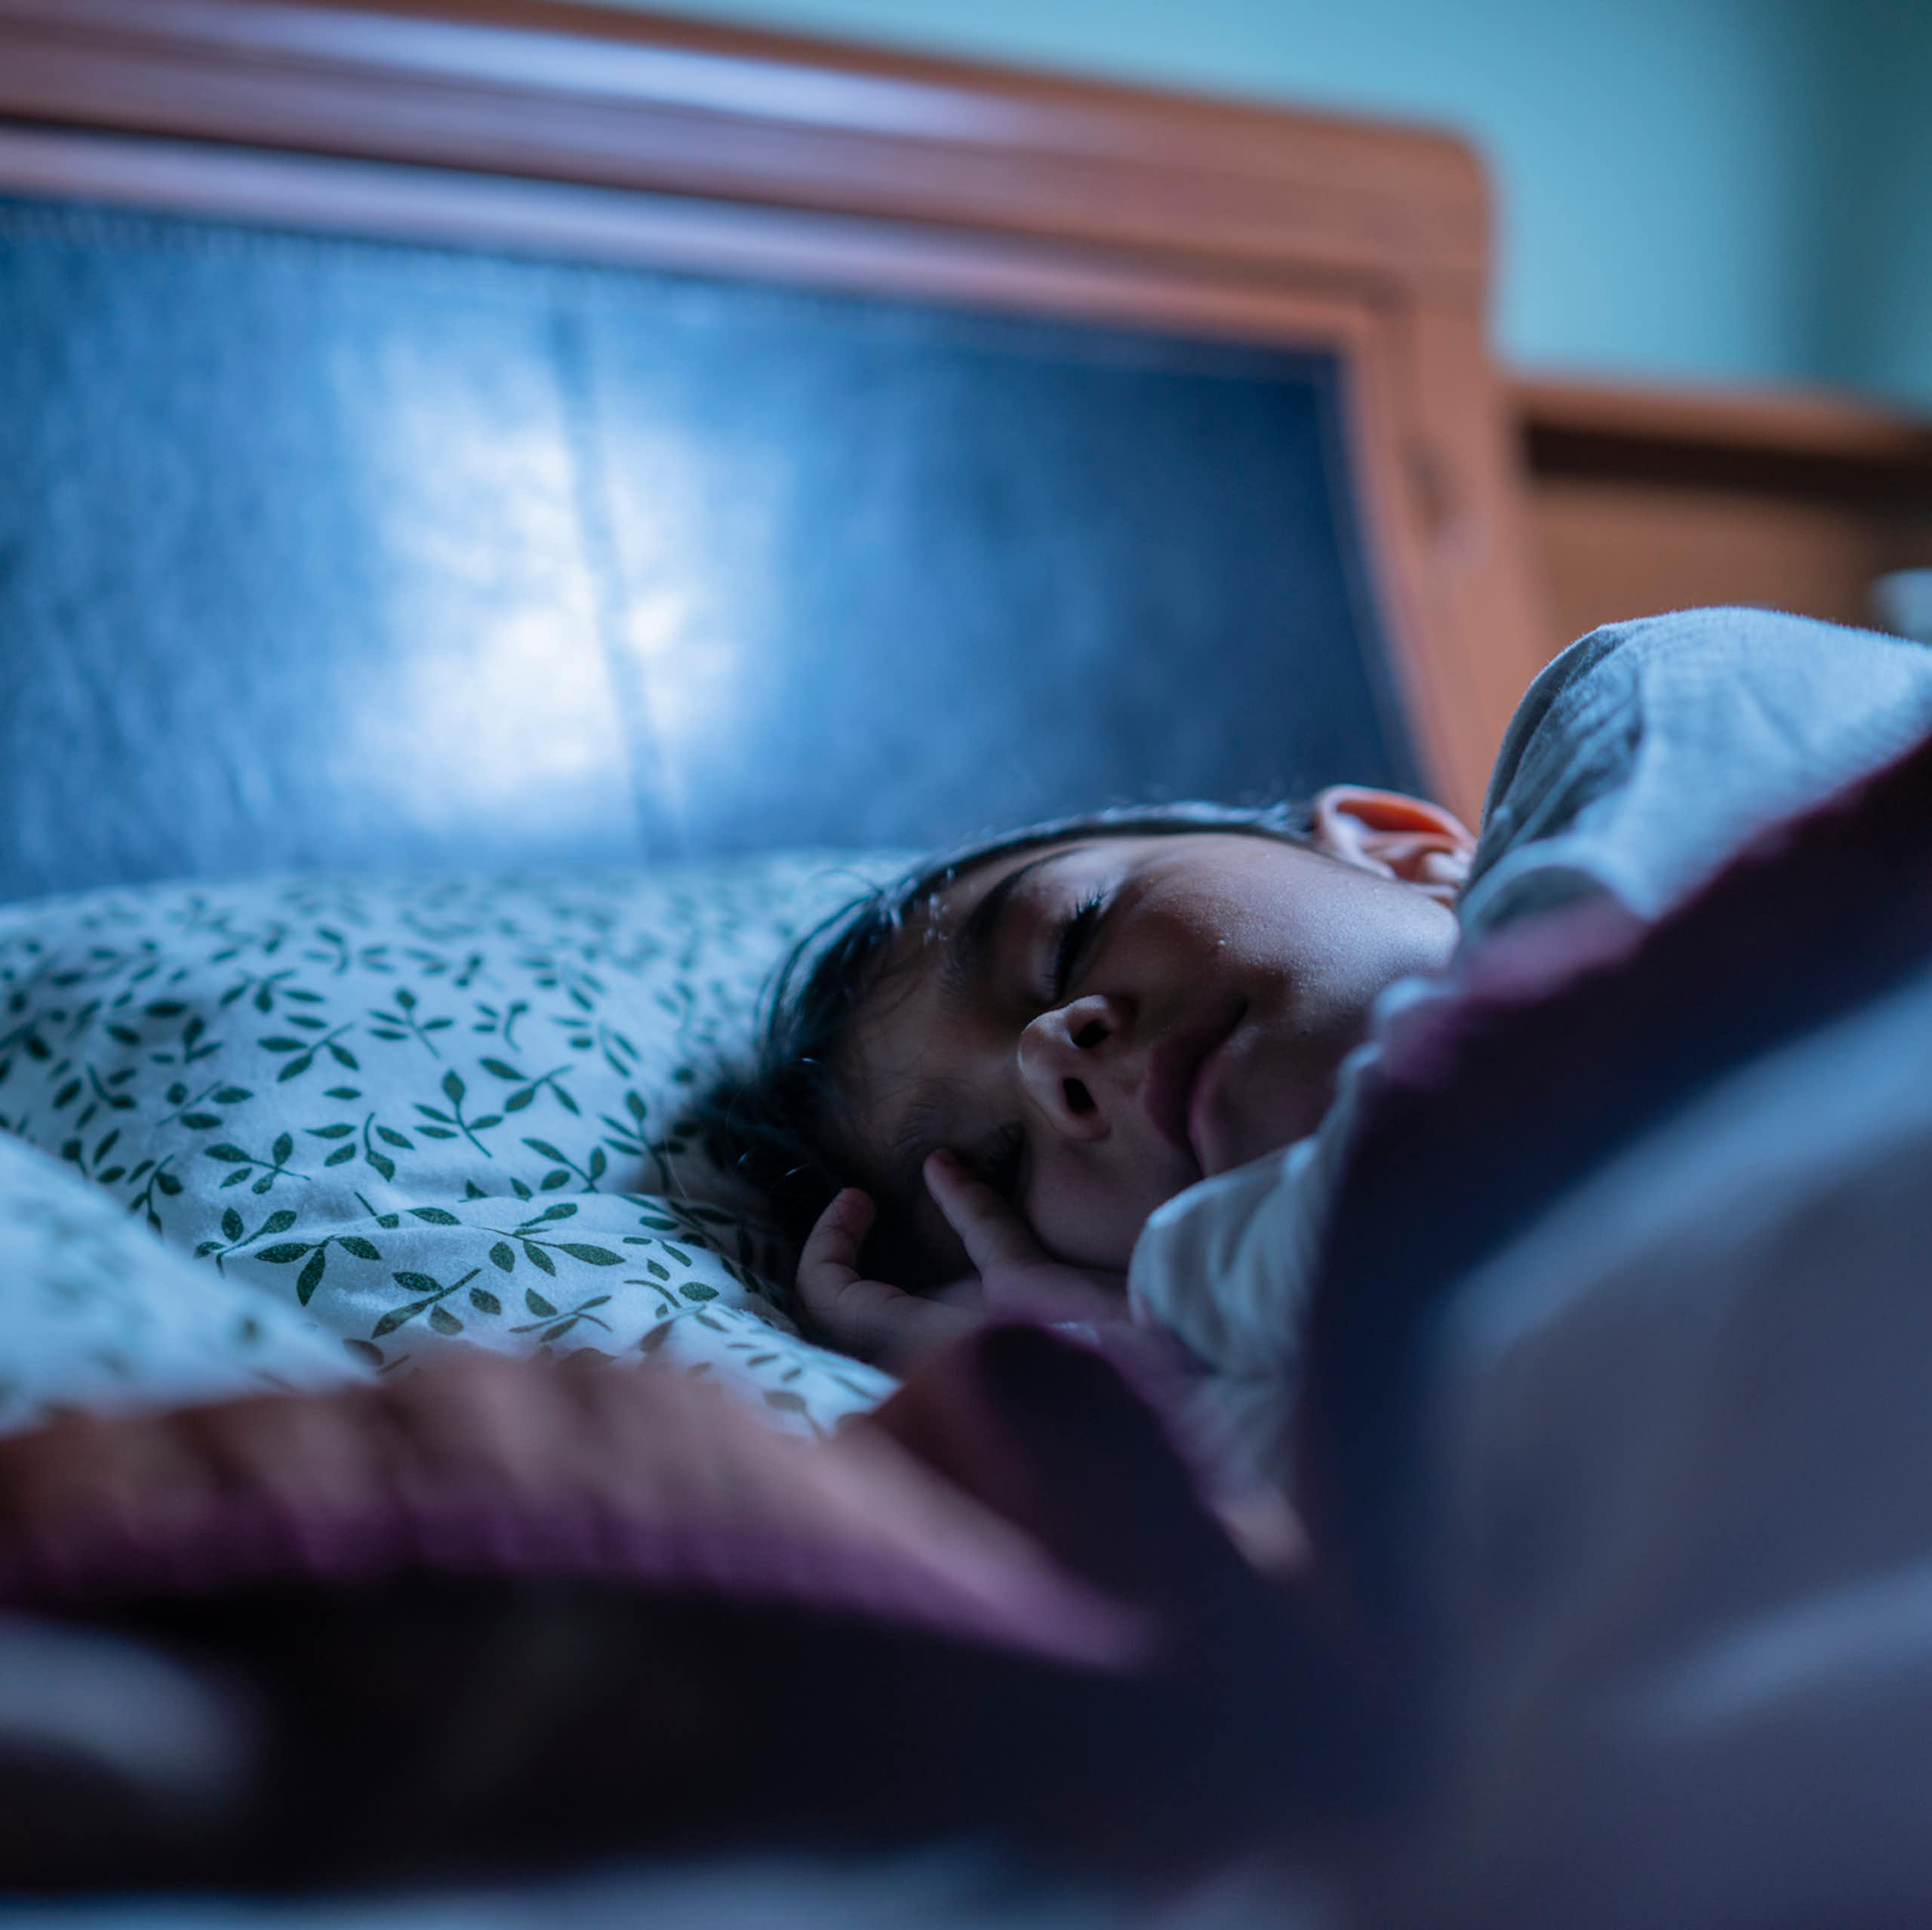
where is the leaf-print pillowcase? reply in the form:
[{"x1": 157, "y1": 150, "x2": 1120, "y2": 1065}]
[
  {"x1": 0, "y1": 1126, "x2": 355, "y2": 1436},
  {"x1": 0, "y1": 857, "x2": 903, "y2": 1433}
]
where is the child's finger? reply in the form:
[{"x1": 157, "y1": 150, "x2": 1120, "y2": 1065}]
[
  {"x1": 923, "y1": 1150, "x2": 1044, "y2": 1275},
  {"x1": 795, "y1": 1188, "x2": 885, "y2": 1338},
  {"x1": 797, "y1": 1186, "x2": 874, "y2": 1292},
  {"x1": 795, "y1": 1188, "x2": 975, "y2": 1369}
]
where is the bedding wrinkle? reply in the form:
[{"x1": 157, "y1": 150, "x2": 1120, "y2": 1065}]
[
  {"x1": 1298, "y1": 669, "x2": 1932, "y2": 1925},
  {"x1": 0, "y1": 1335, "x2": 1371, "y2": 1889},
  {"x1": 1130, "y1": 609, "x2": 1932, "y2": 1506}
]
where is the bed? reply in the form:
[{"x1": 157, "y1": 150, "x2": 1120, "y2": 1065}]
[{"x1": 0, "y1": 0, "x2": 1552, "y2": 1913}]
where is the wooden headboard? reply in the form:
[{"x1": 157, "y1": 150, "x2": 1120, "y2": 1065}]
[{"x1": 0, "y1": 0, "x2": 1549, "y2": 896}]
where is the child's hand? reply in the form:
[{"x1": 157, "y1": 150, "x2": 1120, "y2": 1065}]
[
  {"x1": 795, "y1": 1151, "x2": 1128, "y2": 1373},
  {"x1": 921, "y1": 1150, "x2": 1129, "y2": 1326},
  {"x1": 794, "y1": 1188, "x2": 979, "y2": 1372}
]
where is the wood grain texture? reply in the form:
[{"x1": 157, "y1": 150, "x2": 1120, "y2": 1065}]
[
  {"x1": 0, "y1": 0, "x2": 1546, "y2": 819},
  {"x1": 1518, "y1": 375, "x2": 1932, "y2": 648},
  {"x1": 1518, "y1": 375, "x2": 1932, "y2": 481},
  {"x1": 0, "y1": 0, "x2": 1491, "y2": 281}
]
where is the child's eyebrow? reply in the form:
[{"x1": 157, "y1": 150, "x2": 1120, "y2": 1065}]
[{"x1": 937, "y1": 845, "x2": 1088, "y2": 1004}]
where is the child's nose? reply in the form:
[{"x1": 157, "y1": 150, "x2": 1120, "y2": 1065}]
[{"x1": 1017, "y1": 994, "x2": 1123, "y2": 1139}]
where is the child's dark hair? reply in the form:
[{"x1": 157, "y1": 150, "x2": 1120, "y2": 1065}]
[{"x1": 706, "y1": 801, "x2": 1318, "y2": 1288}]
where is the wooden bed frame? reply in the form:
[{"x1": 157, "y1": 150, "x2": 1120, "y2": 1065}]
[
  {"x1": 1517, "y1": 374, "x2": 1932, "y2": 645},
  {"x1": 0, "y1": 0, "x2": 1549, "y2": 826}
]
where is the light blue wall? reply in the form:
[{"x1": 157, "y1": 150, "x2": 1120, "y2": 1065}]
[
  {"x1": 1805, "y1": 0, "x2": 1932, "y2": 410},
  {"x1": 580, "y1": 0, "x2": 1930, "y2": 411}
]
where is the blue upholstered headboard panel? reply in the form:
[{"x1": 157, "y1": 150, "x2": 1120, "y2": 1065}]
[{"x1": 0, "y1": 195, "x2": 1418, "y2": 903}]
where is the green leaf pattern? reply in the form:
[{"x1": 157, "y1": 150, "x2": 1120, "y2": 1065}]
[{"x1": 0, "y1": 858, "x2": 909, "y2": 1433}]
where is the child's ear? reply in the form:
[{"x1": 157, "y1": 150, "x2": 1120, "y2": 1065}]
[{"x1": 1309, "y1": 785, "x2": 1475, "y2": 905}]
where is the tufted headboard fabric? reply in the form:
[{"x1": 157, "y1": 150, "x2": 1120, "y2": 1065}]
[{"x1": 0, "y1": 0, "x2": 1549, "y2": 902}]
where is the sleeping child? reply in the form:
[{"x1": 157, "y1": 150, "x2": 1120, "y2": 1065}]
[{"x1": 721, "y1": 605, "x2": 1932, "y2": 1483}]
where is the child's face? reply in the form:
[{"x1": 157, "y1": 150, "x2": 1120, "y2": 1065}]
[{"x1": 832, "y1": 831, "x2": 1460, "y2": 1280}]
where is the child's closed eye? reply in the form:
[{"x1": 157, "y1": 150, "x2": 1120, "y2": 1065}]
[{"x1": 1047, "y1": 887, "x2": 1109, "y2": 1002}]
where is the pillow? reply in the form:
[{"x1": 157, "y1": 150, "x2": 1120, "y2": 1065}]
[
  {"x1": 0, "y1": 1126, "x2": 353, "y2": 1434},
  {"x1": 0, "y1": 856, "x2": 903, "y2": 1432}
]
